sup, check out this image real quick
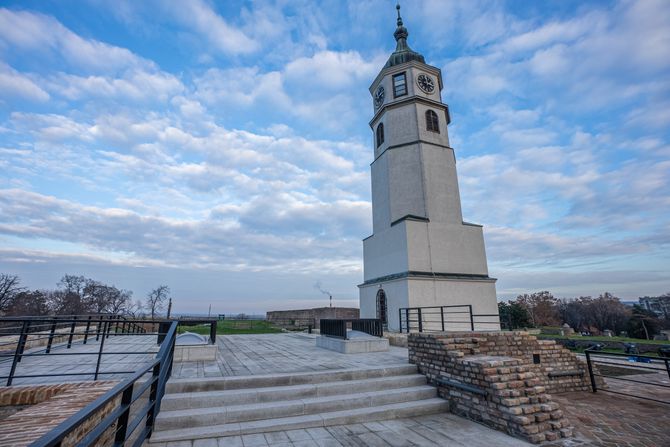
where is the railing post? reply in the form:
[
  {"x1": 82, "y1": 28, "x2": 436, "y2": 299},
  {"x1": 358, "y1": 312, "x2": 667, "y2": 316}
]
[
  {"x1": 585, "y1": 350, "x2": 597, "y2": 393},
  {"x1": 145, "y1": 362, "x2": 161, "y2": 436},
  {"x1": 468, "y1": 305, "x2": 475, "y2": 331},
  {"x1": 106, "y1": 316, "x2": 113, "y2": 339},
  {"x1": 94, "y1": 321, "x2": 108, "y2": 380},
  {"x1": 418, "y1": 308, "x2": 423, "y2": 333},
  {"x1": 95, "y1": 317, "x2": 102, "y2": 341},
  {"x1": 440, "y1": 307, "x2": 445, "y2": 332},
  {"x1": 7, "y1": 321, "x2": 29, "y2": 386},
  {"x1": 67, "y1": 316, "x2": 77, "y2": 349},
  {"x1": 398, "y1": 308, "x2": 402, "y2": 333},
  {"x1": 83, "y1": 316, "x2": 92, "y2": 344},
  {"x1": 114, "y1": 382, "x2": 135, "y2": 444},
  {"x1": 46, "y1": 318, "x2": 57, "y2": 354},
  {"x1": 405, "y1": 308, "x2": 410, "y2": 333},
  {"x1": 210, "y1": 321, "x2": 216, "y2": 344}
]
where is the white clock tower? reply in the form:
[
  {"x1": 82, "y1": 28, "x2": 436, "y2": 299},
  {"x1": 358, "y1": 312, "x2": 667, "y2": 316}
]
[{"x1": 359, "y1": 5, "x2": 500, "y2": 332}]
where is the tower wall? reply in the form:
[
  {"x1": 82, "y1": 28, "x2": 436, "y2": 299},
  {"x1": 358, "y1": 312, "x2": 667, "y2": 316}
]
[{"x1": 360, "y1": 14, "x2": 500, "y2": 332}]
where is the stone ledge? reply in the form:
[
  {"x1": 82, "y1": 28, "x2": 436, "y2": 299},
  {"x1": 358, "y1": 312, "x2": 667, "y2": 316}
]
[{"x1": 316, "y1": 335, "x2": 389, "y2": 354}]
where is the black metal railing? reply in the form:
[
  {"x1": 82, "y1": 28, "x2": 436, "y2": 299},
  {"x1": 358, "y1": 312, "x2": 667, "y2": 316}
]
[
  {"x1": 398, "y1": 305, "x2": 500, "y2": 333},
  {"x1": 0, "y1": 316, "x2": 157, "y2": 386},
  {"x1": 585, "y1": 349, "x2": 670, "y2": 405},
  {"x1": 160, "y1": 318, "x2": 217, "y2": 344},
  {"x1": 320, "y1": 319, "x2": 383, "y2": 340},
  {"x1": 33, "y1": 320, "x2": 178, "y2": 447}
]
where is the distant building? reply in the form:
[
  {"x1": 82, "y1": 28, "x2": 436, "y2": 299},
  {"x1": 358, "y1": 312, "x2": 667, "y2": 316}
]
[
  {"x1": 639, "y1": 295, "x2": 670, "y2": 319},
  {"x1": 266, "y1": 307, "x2": 359, "y2": 329}
]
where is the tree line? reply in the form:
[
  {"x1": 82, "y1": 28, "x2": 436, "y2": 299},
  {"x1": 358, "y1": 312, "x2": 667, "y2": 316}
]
[
  {"x1": 0, "y1": 273, "x2": 171, "y2": 319},
  {"x1": 499, "y1": 291, "x2": 670, "y2": 339}
]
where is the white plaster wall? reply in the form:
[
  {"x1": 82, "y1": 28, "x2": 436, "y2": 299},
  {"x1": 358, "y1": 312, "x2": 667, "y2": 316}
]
[
  {"x1": 408, "y1": 278, "x2": 500, "y2": 331},
  {"x1": 363, "y1": 222, "x2": 409, "y2": 280},
  {"x1": 359, "y1": 279, "x2": 409, "y2": 332},
  {"x1": 420, "y1": 144, "x2": 462, "y2": 224},
  {"x1": 385, "y1": 105, "x2": 419, "y2": 149},
  {"x1": 388, "y1": 146, "x2": 426, "y2": 223},
  {"x1": 371, "y1": 153, "x2": 391, "y2": 234},
  {"x1": 404, "y1": 221, "x2": 489, "y2": 275}
]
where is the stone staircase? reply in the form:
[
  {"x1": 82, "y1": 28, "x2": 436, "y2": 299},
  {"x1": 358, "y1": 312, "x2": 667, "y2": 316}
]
[{"x1": 148, "y1": 364, "x2": 448, "y2": 444}]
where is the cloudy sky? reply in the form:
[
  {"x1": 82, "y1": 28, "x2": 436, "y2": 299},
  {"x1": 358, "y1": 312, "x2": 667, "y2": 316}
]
[{"x1": 0, "y1": 0, "x2": 668, "y2": 314}]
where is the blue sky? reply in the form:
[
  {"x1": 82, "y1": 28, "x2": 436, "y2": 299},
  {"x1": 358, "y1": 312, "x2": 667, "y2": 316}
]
[{"x1": 0, "y1": 0, "x2": 668, "y2": 314}]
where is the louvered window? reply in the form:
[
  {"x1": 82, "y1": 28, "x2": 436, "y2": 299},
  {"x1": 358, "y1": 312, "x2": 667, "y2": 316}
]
[
  {"x1": 426, "y1": 110, "x2": 439, "y2": 133},
  {"x1": 376, "y1": 123, "x2": 384, "y2": 147}
]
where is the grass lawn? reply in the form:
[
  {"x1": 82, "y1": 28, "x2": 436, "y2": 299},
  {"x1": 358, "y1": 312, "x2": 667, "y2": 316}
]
[
  {"x1": 537, "y1": 333, "x2": 669, "y2": 345},
  {"x1": 178, "y1": 319, "x2": 284, "y2": 336}
]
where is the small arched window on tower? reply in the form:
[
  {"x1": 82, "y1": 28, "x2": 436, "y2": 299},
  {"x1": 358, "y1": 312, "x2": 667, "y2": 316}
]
[
  {"x1": 426, "y1": 110, "x2": 440, "y2": 133},
  {"x1": 376, "y1": 123, "x2": 385, "y2": 147}
]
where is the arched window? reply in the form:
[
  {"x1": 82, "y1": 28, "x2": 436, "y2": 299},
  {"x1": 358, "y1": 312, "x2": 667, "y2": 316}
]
[
  {"x1": 376, "y1": 288, "x2": 388, "y2": 329},
  {"x1": 376, "y1": 123, "x2": 384, "y2": 147},
  {"x1": 426, "y1": 110, "x2": 439, "y2": 133}
]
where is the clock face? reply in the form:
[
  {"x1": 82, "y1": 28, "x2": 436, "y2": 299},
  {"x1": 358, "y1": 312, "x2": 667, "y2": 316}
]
[
  {"x1": 416, "y1": 73, "x2": 435, "y2": 94},
  {"x1": 374, "y1": 86, "x2": 385, "y2": 108}
]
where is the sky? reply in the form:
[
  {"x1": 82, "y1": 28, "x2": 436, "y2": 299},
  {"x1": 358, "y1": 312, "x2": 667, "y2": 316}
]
[{"x1": 0, "y1": 0, "x2": 668, "y2": 315}]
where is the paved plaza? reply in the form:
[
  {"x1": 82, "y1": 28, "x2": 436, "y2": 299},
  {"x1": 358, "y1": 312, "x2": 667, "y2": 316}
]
[
  {"x1": 1, "y1": 331, "x2": 669, "y2": 446},
  {"x1": 172, "y1": 333, "x2": 407, "y2": 379},
  {"x1": 0, "y1": 333, "x2": 157, "y2": 385}
]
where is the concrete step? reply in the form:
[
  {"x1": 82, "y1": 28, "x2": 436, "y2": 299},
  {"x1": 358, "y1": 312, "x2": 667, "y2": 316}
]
[
  {"x1": 149, "y1": 398, "x2": 449, "y2": 443},
  {"x1": 155, "y1": 385, "x2": 437, "y2": 431},
  {"x1": 165, "y1": 364, "x2": 418, "y2": 393},
  {"x1": 160, "y1": 374, "x2": 428, "y2": 411}
]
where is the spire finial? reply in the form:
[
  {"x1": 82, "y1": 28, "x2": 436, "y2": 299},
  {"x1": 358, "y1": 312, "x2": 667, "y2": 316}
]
[{"x1": 396, "y1": 2, "x2": 402, "y2": 26}]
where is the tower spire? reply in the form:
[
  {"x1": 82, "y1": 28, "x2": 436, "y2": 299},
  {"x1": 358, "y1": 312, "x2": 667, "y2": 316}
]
[{"x1": 385, "y1": 2, "x2": 425, "y2": 68}]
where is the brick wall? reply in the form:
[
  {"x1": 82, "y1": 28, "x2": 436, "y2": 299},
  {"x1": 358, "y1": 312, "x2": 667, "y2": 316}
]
[
  {"x1": 0, "y1": 381, "x2": 119, "y2": 446},
  {"x1": 408, "y1": 331, "x2": 605, "y2": 444},
  {"x1": 266, "y1": 307, "x2": 360, "y2": 329}
]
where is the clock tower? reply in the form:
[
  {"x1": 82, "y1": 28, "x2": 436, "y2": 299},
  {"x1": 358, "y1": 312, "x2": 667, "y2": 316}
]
[{"x1": 359, "y1": 5, "x2": 500, "y2": 332}]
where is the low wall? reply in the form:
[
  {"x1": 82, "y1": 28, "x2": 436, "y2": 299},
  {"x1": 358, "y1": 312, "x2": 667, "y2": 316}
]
[
  {"x1": 266, "y1": 307, "x2": 359, "y2": 329},
  {"x1": 408, "y1": 331, "x2": 605, "y2": 444},
  {"x1": 0, "y1": 381, "x2": 119, "y2": 446}
]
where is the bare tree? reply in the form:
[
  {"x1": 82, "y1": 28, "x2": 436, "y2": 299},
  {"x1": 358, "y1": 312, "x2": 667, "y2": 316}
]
[
  {"x1": 515, "y1": 291, "x2": 560, "y2": 327},
  {"x1": 0, "y1": 274, "x2": 24, "y2": 313},
  {"x1": 6, "y1": 290, "x2": 49, "y2": 316},
  {"x1": 146, "y1": 285, "x2": 170, "y2": 320}
]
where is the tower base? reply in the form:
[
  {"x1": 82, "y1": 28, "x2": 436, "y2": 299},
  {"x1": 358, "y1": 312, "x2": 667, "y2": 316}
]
[{"x1": 359, "y1": 273, "x2": 500, "y2": 332}]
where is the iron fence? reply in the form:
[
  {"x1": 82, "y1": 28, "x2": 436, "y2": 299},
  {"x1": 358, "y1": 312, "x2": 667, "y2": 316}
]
[
  {"x1": 585, "y1": 349, "x2": 670, "y2": 405},
  {"x1": 320, "y1": 318, "x2": 383, "y2": 339},
  {"x1": 398, "y1": 305, "x2": 500, "y2": 333},
  {"x1": 0, "y1": 316, "x2": 156, "y2": 386},
  {"x1": 32, "y1": 320, "x2": 178, "y2": 447}
]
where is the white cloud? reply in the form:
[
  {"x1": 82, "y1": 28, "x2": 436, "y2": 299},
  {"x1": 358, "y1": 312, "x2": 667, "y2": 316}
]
[
  {"x1": 0, "y1": 63, "x2": 49, "y2": 102},
  {"x1": 163, "y1": 0, "x2": 258, "y2": 55},
  {"x1": 0, "y1": 8, "x2": 146, "y2": 73}
]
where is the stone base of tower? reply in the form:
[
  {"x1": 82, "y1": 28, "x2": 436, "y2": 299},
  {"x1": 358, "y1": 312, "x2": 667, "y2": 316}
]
[{"x1": 359, "y1": 275, "x2": 500, "y2": 332}]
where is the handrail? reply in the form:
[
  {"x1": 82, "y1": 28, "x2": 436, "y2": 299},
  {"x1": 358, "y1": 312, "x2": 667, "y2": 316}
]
[
  {"x1": 0, "y1": 316, "x2": 155, "y2": 386},
  {"x1": 398, "y1": 305, "x2": 500, "y2": 333},
  {"x1": 320, "y1": 319, "x2": 383, "y2": 340},
  {"x1": 585, "y1": 348, "x2": 670, "y2": 405},
  {"x1": 30, "y1": 320, "x2": 178, "y2": 447}
]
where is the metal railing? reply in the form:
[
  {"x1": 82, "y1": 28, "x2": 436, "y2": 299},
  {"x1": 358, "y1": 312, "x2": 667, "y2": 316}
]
[
  {"x1": 0, "y1": 316, "x2": 154, "y2": 386},
  {"x1": 161, "y1": 318, "x2": 217, "y2": 344},
  {"x1": 585, "y1": 349, "x2": 670, "y2": 405},
  {"x1": 320, "y1": 319, "x2": 383, "y2": 340},
  {"x1": 33, "y1": 320, "x2": 178, "y2": 447},
  {"x1": 398, "y1": 305, "x2": 500, "y2": 333}
]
